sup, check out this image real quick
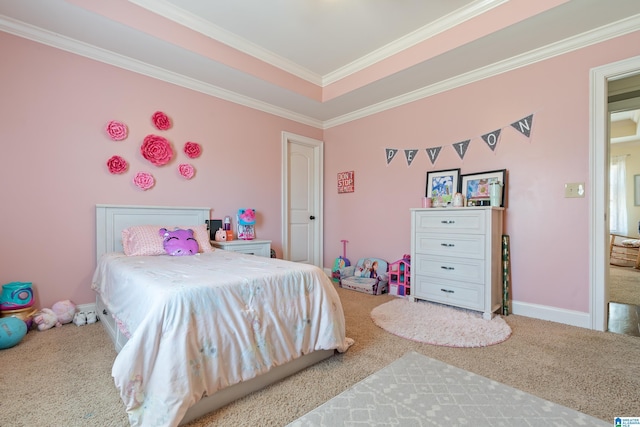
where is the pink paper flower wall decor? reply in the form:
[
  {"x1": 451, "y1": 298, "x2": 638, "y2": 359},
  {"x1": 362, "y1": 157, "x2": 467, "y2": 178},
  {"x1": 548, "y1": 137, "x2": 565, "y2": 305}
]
[
  {"x1": 141, "y1": 134, "x2": 173, "y2": 166},
  {"x1": 133, "y1": 172, "x2": 155, "y2": 190},
  {"x1": 179, "y1": 163, "x2": 195, "y2": 179},
  {"x1": 183, "y1": 142, "x2": 201, "y2": 159},
  {"x1": 152, "y1": 111, "x2": 171, "y2": 130},
  {"x1": 107, "y1": 155, "x2": 128, "y2": 174},
  {"x1": 106, "y1": 120, "x2": 128, "y2": 141}
]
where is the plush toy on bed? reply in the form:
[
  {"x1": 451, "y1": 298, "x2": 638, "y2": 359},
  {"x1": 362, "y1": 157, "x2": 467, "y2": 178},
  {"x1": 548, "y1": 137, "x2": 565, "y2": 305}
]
[
  {"x1": 33, "y1": 299, "x2": 77, "y2": 331},
  {"x1": 159, "y1": 228, "x2": 200, "y2": 256}
]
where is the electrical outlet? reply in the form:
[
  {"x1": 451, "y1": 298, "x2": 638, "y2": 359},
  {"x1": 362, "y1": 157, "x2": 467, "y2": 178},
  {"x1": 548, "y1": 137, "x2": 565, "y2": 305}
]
[{"x1": 564, "y1": 182, "x2": 585, "y2": 198}]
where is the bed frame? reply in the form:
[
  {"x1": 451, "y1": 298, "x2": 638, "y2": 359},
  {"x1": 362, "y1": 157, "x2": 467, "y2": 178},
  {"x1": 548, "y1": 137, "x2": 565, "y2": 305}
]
[{"x1": 95, "y1": 204, "x2": 334, "y2": 425}]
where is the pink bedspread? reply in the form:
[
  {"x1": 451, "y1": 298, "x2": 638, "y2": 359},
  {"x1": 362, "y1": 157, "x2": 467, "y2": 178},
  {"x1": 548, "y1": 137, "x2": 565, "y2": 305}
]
[{"x1": 92, "y1": 250, "x2": 351, "y2": 426}]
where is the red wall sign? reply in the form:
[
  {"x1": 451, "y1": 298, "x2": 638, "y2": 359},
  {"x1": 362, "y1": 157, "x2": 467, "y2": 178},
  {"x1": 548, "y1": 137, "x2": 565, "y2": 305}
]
[{"x1": 337, "y1": 171, "x2": 354, "y2": 193}]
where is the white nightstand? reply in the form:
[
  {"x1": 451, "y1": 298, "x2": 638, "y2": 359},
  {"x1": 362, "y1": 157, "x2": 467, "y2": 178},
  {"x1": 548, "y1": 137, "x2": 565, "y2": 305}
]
[{"x1": 210, "y1": 239, "x2": 272, "y2": 257}]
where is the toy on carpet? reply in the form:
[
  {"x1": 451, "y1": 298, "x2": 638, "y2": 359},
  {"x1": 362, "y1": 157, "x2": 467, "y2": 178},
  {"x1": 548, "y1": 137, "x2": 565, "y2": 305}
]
[
  {"x1": 33, "y1": 299, "x2": 77, "y2": 331},
  {"x1": 0, "y1": 317, "x2": 27, "y2": 349},
  {"x1": 159, "y1": 228, "x2": 199, "y2": 256},
  {"x1": 331, "y1": 240, "x2": 351, "y2": 282}
]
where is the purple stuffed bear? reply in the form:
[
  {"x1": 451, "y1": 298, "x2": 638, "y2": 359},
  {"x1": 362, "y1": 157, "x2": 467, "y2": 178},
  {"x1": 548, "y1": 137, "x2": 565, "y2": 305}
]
[{"x1": 159, "y1": 228, "x2": 200, "y2": 256}]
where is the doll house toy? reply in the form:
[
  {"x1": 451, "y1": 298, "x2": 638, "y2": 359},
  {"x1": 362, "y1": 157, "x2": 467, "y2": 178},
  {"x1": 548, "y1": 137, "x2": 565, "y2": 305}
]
[
  {"x1": 388, "y1": 256, "x2": 411, "y2": 297},
  {"x1": 339, "y1": 257, "x2": 388, "y2": 295}
]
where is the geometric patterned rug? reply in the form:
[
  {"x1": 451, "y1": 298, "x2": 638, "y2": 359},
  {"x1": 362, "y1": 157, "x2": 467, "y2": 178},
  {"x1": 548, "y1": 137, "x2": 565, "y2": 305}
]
[{"x1": 287, "y1": 351, "x2": 610, "y2": 426}]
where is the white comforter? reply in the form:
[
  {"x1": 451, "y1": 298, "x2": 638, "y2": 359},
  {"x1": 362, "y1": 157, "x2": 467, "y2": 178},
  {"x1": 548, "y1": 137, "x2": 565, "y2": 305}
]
[{"x1": 92, "y1": 250, "x2": 351, "y2": 427}]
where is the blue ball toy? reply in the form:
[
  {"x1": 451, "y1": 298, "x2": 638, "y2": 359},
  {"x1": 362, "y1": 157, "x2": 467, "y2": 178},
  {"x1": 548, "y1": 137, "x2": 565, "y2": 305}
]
[{"x1": 0, "y1": 317, "x2": 27, "y2": 350}]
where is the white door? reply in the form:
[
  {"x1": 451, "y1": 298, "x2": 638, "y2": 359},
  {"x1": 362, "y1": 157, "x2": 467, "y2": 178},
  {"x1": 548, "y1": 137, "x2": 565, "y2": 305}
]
[
  {"x1": 281, "y1": 132, "x2": 323, "y2": 266},
  {"x1": 590, "y1": 55, "x2": 640, "y2": 331}
]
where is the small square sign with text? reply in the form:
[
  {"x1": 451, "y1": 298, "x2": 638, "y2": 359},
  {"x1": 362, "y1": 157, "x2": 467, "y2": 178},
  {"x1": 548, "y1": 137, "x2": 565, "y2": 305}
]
[{"x1": 337, "y1": 171, "x2": 354, "y2": 194}]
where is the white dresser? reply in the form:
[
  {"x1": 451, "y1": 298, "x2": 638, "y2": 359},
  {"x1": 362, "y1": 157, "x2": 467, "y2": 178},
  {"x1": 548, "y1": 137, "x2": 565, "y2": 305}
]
[
  {"x1": 410, "y1": 207, "x2": 503, "y2": 319},
  {"x1": 210, "y1": 239, "x2": 271, "y2": 257}
]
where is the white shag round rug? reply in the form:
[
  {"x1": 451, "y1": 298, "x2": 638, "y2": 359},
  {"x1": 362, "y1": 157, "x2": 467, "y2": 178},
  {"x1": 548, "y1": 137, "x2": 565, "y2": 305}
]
[{"x1": 371, "y1": 298, "x2": 511, "y2": 348}]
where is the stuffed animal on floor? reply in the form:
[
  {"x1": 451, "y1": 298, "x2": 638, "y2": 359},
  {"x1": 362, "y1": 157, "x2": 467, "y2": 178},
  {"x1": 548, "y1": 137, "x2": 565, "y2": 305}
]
[
  {"x1": 33, "y1": 299, "x2": 77, "y2": 331},
  {"x1": 159, "y1": 228, "x2": 200, "y2": 256},
  {"x1": 34, "y1": 308, "x2": 59, "y2": 330}
]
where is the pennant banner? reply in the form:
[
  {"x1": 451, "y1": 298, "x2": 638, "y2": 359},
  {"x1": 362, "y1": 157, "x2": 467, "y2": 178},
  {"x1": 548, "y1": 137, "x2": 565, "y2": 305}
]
[
  {"x1": 425, "y1": 146, "x2": 442, "y2": 165},
  {"x1": 384, "y1": 113, "x2": 535, "y2": 165},
  {"x1": 386, "y1": 148, "x2": 398, "y2": 165},
  {"x1": 511, "y1": 114, "x2": 534, "y2": 138},
  {"x1": 452, "y1": 140, "x2": 470, "y2": 160},
  {"x1": 481, "y1": 129, "x2": 501, "y2": 152},
  {"x1": 404, "y1": 149, "x2": 419, "y2": 166}
]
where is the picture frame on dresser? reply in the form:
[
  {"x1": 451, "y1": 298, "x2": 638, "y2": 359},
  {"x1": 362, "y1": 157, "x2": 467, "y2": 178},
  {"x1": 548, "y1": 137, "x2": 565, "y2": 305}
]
[
  {"x1": 425, "y1": 168, "x2": 460, "y2": 205},
  {"x1": 460, "y1": 169, "x2": 506, "y2": 207}
]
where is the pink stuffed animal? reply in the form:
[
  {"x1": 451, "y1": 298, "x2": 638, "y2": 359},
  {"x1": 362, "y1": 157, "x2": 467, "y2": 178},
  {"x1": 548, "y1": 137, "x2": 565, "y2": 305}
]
[
  {"x1": 52, "y1": 300, "x2": 76, "y2": 324},
  {"x1": 34, "y1": 300, "x2": 76, "y2": 331}
]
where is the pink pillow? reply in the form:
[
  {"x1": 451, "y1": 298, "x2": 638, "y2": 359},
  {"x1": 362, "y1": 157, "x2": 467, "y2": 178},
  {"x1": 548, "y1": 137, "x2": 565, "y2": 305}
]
[{"x1": 122, "y1": 224, "x2": 213, "y2": 256}]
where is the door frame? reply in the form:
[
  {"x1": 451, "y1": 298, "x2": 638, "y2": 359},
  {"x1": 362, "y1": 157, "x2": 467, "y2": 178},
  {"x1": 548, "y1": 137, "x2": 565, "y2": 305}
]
[
  {"x1": 589, "y1": 54, "x2": 640, "y2": 331},
  {"x1": 281, "y1": 131, "x2": 324, "y2": 266}
]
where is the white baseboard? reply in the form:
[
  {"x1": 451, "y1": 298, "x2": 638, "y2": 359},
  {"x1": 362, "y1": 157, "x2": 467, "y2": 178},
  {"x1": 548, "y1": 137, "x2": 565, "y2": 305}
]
[
  {"x1": 511, "y1": 300, "x2": 591, "y2": 329},
  {"x1": 323, "y1": 267, "x2": 332, "y2": 277}
]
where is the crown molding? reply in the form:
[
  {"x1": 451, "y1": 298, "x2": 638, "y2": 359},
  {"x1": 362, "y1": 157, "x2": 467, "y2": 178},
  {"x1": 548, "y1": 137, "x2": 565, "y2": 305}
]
[
  {"x1": 2, "y1": 11, "x2": 640, "y2": 131},
  {"x1": 322, "y1": 0, "x2": 507, "y2": 86},
  {"x1": 0, "y1": 14, "x2": 324, "y2": 129},
  {"x1": 323, "y1": 14, "x2": 640, "y2": 129},
  {"x1": 128, "y1": 0, "x2": 323, "y2": 86}
]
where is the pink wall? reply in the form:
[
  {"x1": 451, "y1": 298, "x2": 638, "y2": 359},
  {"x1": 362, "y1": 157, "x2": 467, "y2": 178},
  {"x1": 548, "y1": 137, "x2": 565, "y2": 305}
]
[
  {"x1": 3, "y1": 28, "x2": 640, "y2": 315},
  {"x1": 0, "y1": 32, "x2": 321, "y2": 309},
  {"x1": 324, "y1": 31, "x2": 640, "y2": 313}
]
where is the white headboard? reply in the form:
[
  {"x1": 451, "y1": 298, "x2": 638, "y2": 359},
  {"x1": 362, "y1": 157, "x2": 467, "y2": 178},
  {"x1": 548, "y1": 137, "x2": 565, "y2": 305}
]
[{"x1": 96, "y1": 204, "x2": 211, "y2": 260}]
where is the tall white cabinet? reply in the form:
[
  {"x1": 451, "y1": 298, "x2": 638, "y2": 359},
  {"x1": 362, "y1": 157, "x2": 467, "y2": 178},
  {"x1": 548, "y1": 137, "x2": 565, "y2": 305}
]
[{"x1": 410, "y1": 207, "x2": 504, "y2": 319}]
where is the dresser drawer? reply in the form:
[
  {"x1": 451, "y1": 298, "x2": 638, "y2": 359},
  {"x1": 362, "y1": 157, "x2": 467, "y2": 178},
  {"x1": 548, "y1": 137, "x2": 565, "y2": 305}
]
[
  {"x1": 414, "y1": 210, "x2": 486, "y2": 234},
  {"x1": 413, "y1": 276, "x2": 483, "y2": 311},
  {"x1": 414, "y1": 254, "x2": 484, "y2": 284},
  {"x1": 414, "y1": 233, "x2": 485, "y2": 259}
]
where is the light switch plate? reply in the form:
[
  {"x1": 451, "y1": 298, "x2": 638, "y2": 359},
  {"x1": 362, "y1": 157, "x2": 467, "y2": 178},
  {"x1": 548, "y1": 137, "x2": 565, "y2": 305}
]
[{"x1": 564, "y1": 182, "x2": 585, "y2": 198}]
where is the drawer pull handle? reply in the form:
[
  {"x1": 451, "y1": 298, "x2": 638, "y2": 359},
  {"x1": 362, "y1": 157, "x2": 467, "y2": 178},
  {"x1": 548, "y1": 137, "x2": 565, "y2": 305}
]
[
  {"x1": 440, "y1": 266, "x2": 455, "y2": 270},
  {"x1": 440, "y1": 220, "x2": 455, "y2": 224},
  {"x1": 440, "y1": 288, "x2": 455, "y2": 294},
  {"x1": 440, "y1": 243, "x2": 455, "y2": 247}
]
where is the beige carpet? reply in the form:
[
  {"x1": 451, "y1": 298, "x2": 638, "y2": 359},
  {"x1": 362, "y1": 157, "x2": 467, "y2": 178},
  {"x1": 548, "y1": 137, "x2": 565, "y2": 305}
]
[
  {"x1": 1, "y1": 286, "x2": 639, "y2": 426},
  {"x1": 610, "y1": 265, "x2": 640, "y2": 306}
]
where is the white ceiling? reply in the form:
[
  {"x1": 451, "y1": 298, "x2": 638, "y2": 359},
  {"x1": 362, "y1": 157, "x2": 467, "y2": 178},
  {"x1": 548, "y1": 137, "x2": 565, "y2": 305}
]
[{"x1": 1, "y1": 0, "x2": 640, "y2": 128}]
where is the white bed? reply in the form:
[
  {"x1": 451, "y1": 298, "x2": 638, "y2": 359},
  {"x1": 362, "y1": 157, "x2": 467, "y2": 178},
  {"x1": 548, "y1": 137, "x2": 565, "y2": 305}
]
[{"x1": 93, "y1": 204, "x2": 350, "y2": 426}]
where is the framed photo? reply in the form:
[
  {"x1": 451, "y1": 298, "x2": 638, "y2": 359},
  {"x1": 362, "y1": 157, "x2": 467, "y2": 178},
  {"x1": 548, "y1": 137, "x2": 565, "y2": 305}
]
[
  {"x1": 426, "y1": 168, "x2": 460, "y2": 205},
  {"x1": 460, "y1": 169, "x2": 506, "y2": 207}
]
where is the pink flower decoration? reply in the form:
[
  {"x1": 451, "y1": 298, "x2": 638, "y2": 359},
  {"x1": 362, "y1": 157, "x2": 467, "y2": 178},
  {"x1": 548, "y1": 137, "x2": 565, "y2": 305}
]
[
  {"x1": 133, "y1": 172, "x2": 155, "y2": 190},
  {"x1": 179, "y1": 163, "x2": 195, "y2": 180},
  {"x1": 141, "y1": 134, "x2": 173, "y2": 166},
  {"x1": 183, "y1": 142, "x2": 201, "y2": 159},
  {"x1": 105, "y1": 120, "x2": 128, "y2": 141},
  {"x1": 152, "y1": 111, "x2": 171, "y2": 130},
  {"x1": 107, "y1": 155, "x2": 128, "y2": 174}
]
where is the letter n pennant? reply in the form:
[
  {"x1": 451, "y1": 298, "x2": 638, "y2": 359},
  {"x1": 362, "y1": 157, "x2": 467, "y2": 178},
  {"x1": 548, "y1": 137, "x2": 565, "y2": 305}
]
[{"x1": 510, "y1": 114, "x2": 534, "y2": 138}]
